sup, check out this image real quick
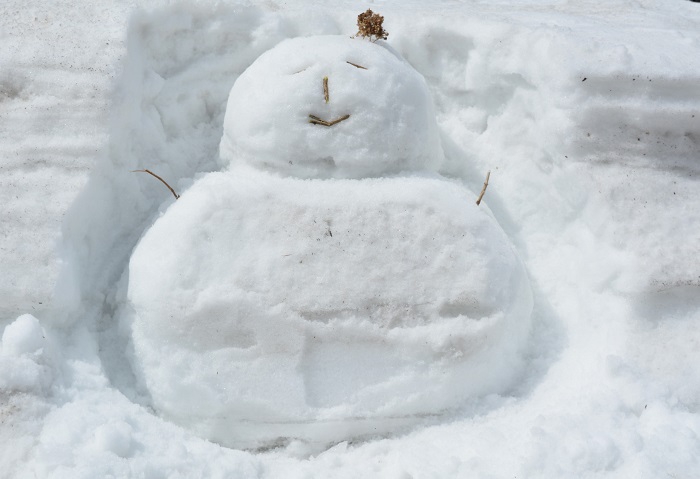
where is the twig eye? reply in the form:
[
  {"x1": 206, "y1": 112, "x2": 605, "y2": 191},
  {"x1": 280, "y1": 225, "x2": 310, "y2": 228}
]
[{"x1": 346, "y1": 61, "x2": 367, "y2": 70}]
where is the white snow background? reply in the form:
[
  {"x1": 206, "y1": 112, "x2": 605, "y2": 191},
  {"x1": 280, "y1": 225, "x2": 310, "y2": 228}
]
[{"x1": 1, "y1": 0, "x2": 700, "y2": 477}]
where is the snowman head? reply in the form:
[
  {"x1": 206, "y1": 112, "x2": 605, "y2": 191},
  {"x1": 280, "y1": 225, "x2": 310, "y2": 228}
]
[{"x1": 220, "y1": 35, "x2": 443, "y2": 179}]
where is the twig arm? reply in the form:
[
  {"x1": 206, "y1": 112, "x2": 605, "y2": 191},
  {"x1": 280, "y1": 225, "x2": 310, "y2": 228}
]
[{"x1": 132, "y1": 169, "x2": 180, "y2": 199}]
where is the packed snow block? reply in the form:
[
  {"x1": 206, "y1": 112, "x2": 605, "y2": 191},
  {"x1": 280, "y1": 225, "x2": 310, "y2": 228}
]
[
  {"x1": 126, "y1": 35, "x2": 532, "y2": 449},
  {"x1": 219, "y1": 36, "x2": 443, "y2": 178},
  {"x1": 126, "y1": 169, "x2": 532, "y2": 449}
]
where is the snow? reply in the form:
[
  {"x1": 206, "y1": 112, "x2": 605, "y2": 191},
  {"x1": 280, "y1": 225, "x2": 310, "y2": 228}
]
[
  {"x1": 1, "y1": 314, "x2": 45, "y2": 357},
  {"x1": 2, "y1": 0, "x2": 700, "y2": 477},
  {"x1": 127, "y1": 169, "x2": 532, "y2": 448},
  {"x1": 220, "y1": 35, "x2": 443, "y2": 178}
]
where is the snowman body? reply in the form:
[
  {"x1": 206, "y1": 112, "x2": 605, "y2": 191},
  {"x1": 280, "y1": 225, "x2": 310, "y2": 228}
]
[{"x1": 126, "y1": 36, "x2": 533, "y2": 449}]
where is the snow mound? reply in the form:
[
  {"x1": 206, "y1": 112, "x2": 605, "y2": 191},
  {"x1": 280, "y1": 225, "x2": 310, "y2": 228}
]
[
  {"x1": 1, "y1": 314, "x2": 45, "y2": 357},
  {"x1": 126, "y1": 168, "x2": 532, "y2": 449},
  {"x1": 0, "y1": 314, "x2": 54, "y2": 395},
  {"x1": 219, "y1": 36, "x2": 443, "y2": 178}
]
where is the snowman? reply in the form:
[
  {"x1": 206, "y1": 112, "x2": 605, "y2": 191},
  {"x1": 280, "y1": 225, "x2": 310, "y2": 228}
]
[{"x1": 125, "y1": 27, "x2": 533, "y2": 450}]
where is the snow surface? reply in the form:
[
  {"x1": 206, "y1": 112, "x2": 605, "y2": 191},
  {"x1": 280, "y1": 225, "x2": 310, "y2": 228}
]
[
  {"x1": 220, "y1": 35, "x2": 443, "y2": 178},
  {"x1": 127, "y1": 168, "x2": 532, "y2": 448},
  {"x1": 2, "y1": 0, "x2": 700, "y2": 477}
]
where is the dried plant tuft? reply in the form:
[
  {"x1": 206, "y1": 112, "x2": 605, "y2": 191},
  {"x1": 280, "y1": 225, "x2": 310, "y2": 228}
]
[{"x1": 356, "y1": 9, "x2": 388, "y2": 42}]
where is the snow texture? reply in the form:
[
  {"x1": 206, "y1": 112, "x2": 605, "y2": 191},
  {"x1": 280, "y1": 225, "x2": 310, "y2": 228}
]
[
  {"x1": 2, "y1": 314, "x2": 45, "y2": 357},
  {"x1": 127, "y1": 168, "x2": 532, "y2": 448},
  {"x1": 220, "y1": 36, "x2": 443, "y2": 178},
  {"x1": 2, "y1": 0, "x2": 700, "y2": 477},
  {"x1": 126, "y1": 34, "x2": 529, "y2": 448}
]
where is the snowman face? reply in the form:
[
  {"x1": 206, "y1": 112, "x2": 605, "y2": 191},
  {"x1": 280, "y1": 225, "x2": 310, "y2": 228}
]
[{"x1": 220, "y1": 35, "x2": 443, "y2": 179}]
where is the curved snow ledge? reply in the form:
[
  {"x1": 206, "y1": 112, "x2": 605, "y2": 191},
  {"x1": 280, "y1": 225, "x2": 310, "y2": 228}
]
[{"x1": 125, "y1": 167, "x2": 532, "y2": 449}]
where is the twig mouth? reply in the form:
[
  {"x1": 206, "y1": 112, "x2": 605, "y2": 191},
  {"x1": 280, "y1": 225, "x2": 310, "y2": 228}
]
[
  {"x1": 309, "y1": 114, "x2": 351, "y2": 127},
  {"x1": 476, "y1": 171, "x2": 490, "y2": 205}
]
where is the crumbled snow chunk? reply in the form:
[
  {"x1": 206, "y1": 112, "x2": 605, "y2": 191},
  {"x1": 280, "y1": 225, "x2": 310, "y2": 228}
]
[
  {"x1": 220, "y1": 35, "x2": 443, "y2": 178},
  {"x1": 2, "y1": 314, "x2": 45, "y2": 356},
  {"x1": 0, "y1": 314, "x2": 56, "y2": 394}
]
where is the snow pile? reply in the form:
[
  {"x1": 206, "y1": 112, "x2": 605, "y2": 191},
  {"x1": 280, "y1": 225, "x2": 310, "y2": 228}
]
[
  {"x1": 127, "y1": 35, "x2": 531, "y2": 449},
  {"x1": 2, "y1": 314, "x2": 46, "y2": 357},
  {"x1": 0, "y1": 314, "x2": 54, "y2": 394},
  {"x1": 220, "y1": 36, "x2": 443, "y2": 178}
]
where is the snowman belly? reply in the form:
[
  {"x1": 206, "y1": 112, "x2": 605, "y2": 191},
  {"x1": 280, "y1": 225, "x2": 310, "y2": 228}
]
[{"x1": 126, "y1": 170, "x2": 532, "y2": 448}]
